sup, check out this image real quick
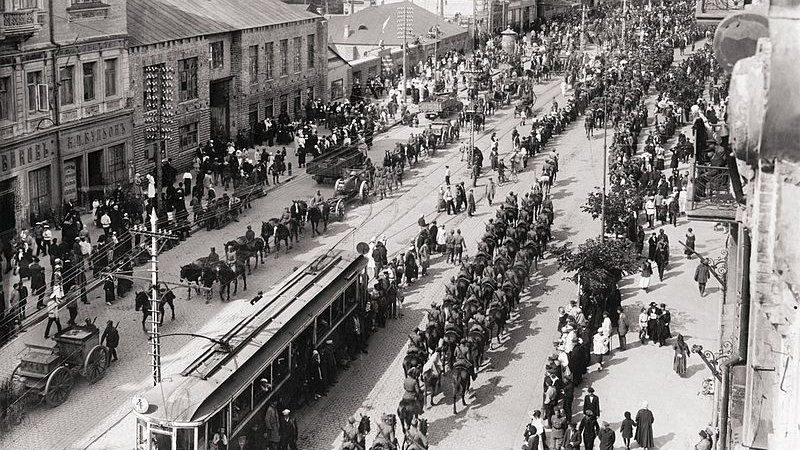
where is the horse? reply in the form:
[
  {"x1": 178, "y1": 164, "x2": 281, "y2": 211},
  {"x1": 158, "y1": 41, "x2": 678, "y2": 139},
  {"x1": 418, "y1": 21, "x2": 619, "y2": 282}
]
[
  {"x1": 306, "y1": 204, "x2": 323, "y2": 236},
  {"x1": 266, "y1": 219, "x2": 291, "y2": 254},
  {"x1": 226, "y1": 237, "x2": 266, "y2": 273},
  {"x1": 424, "y1": 312, "x2": 442, "y2": 354},
  {"x1": 421, "y1": 352, "x2": 443, "y2": 408},
  {"x1": 405, "y1": 418, "x2": 429, "y2": 450},
  {"x1": 209, "y1": 261, "x2": 246, "y2": 302},
  {"x1": 179, "y1": 259, "x2": 207, "y2": 299},
  {"x1": 487, "y1": 300, "x2": 509, "y2": 348},
  {"x1": 402, "y1": 347, "x2": 427, "y2": 377},
  {"x1": 371, "y1": 413, "x2": 398, "y2": 450},
  {"x1": 260, "y1": 221, "x2": 274, "y2": 254},
  {"x1": 134, "y1": 291, "x2": 152, "y2": 333},
  {"x1": 340, "y1": 415, "x2": 371, "y2": 450},
  {"x1": 397, "y1": 369, "x2": 424, "y2": 437},
  {"x1": 451, "y1": 359, "x2": 472, "y2": 414}
]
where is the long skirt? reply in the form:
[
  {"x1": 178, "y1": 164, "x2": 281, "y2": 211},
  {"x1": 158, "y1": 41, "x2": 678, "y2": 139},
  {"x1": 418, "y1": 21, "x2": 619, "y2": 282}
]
[
  {"x1": 639, "y1": 275, "x2": 651, "y2": 289},
  {"x1": 673, "y1": 351, "x2": 687, "y2": 375}
]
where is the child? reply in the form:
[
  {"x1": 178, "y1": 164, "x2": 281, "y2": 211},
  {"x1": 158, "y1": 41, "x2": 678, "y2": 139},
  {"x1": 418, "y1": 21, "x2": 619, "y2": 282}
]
[{"x1": 621, "y1": 411, "x2": 635, "y2": 450}]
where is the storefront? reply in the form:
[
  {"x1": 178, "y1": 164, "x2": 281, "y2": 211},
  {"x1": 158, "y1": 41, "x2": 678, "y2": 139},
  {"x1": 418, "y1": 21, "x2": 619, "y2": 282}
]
[
  {"x1": 59, "y1": 111, "x2": 133, "y2": 207},
  {"x1": 0, "y1": 132, "x2": 58, "y2": 236}
]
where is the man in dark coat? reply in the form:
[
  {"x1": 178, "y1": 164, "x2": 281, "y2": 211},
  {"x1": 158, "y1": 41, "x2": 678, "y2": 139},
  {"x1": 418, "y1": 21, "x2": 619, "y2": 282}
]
[
  {"x1": 694, "y1": 258, "x2": 711, "y2": 297},
  {"x1": 100, "y1": 320, "x2": 120, "y2": 364},
  {"x1": 578, "y1": 410, "x2": 600, "y2": 450},
  {"x1": 29, "y1": 257, "x2": 46, "y2": 309},
  {"x1": 598, "y1": 421, "x2": 616, "y2": 450},
  {"x1": 279, "y1": 409, "x2": 298, "y2": 450},
  {"x1": 583, "y1": 386, "x2": 601, "y2": 418},
  {"x1": 635, "y1": 402, "x2": 655, "y2": 449}
]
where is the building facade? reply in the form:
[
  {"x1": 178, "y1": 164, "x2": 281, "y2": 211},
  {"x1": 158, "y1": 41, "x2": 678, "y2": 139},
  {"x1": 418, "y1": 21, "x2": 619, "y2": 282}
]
[
  {"x1": 125, "y1": 0, "x2": 328, "y2": 173},
  {"x1": 0, "y1": 0, "x2": 132, "y2": 235},
  {"x1": 686, "y1": 6, "x2": 799, "y2": 450}
]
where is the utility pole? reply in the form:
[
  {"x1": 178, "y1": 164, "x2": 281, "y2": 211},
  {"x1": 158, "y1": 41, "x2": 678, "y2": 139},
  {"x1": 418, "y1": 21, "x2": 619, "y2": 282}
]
[
  {"x1": 130, "y1": 211, "x2": 179, "y2": 386},
  {"x1": 600, "y1": 77, "x2": 608, "y2": 241},
  {"x1": 622, "y1": 0, "x2": 627, "y2": 50},
  {"x1": 580, "y1": 3, "x2": 586, "y2": 52},
  {"x1": 397, "y1": 6, "x2": 413, "y2": 107},
  {"x1": 463, "y1": 66, "x2": 482, "y2": 169},
  {"x1": 144, "y1": 65, "x2": 175, "y2": 213}
]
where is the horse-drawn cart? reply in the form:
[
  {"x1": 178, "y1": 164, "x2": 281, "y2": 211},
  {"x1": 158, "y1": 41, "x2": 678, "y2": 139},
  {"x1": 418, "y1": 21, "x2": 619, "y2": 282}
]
[
  {"x1": 12, "y1": 326, "x2": 108, "y2": 407},
  {"x1": 419, "y1": 94, "x2": 463, "y2": 120},
  {"x1": 306, "y1": 145, "x2": 365, "y2": 183}
]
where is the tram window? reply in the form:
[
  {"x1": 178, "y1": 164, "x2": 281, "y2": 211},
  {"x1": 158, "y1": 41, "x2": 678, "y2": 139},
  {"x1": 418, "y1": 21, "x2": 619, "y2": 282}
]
[
  {"x1": 231, "y1": 386, "x2": 253, "y2": 430},
  {"x1": 332, "y1": 294, "x2": 345, "y2": 323},
  {"x1": 316, "y1": 306, "x2": 331, "y2": 341},
  {"x1": 253, "y1": 364, "x2": 272, "y2": 405},
  {"x1": 273, "y1": 348, "x2": 290, "y2": 382},
  {"x1": 176, "y1": 428, "x2": 194, "y2": 450},
  {"x1": 345, "y1": 283, "x2": 358, "y2": 308},
  {"x1": 207, "y1": 405, "x2": 229, "y2": 449}
]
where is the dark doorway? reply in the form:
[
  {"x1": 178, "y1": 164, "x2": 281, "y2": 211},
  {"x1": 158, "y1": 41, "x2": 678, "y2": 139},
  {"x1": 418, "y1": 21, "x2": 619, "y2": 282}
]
[
  {"x1": 88, "y1": 150, "x2": 104, "y2": 202},
  {"x1": 210, "y1": 78, "x2": 232, "y2": 142},
  {"x1": 0, "y1": 178, "x2": 17, "y2": 237}
]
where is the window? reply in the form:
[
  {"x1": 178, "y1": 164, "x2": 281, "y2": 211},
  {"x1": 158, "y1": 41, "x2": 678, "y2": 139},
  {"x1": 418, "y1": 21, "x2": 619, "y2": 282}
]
[
  {"x1": 143, "y1": 63, "x2": 165, "y2": 111},
  {"x1": 279, "y1": 39, "x2": 288, "y2": 76},
  {"x1": 27, "y1": 71, "x2": 48, "y2": 112},
  {"x1": 352, "y1": 71, "x2": 361, "y2": 86},
  {"x1": 210, "y1": 41, "x2": 224, "y2": 69},
  {"x1": 176, "y1": 428, "x2": 194, "y2": 450},
  {"x1": 29, "y1": 166, "x2": 51, "y2": 218},
  {"x1": 231, "y1": 386, "x2": 252, "y2": 430},
  {"x1": 248, "y1": 103, "x2": 259, "y2": 129},
  {"x1": 59, "y1": 66, "x2": 74, "y2": 105},
  {"x1": 82, "y1": 62, "x2": 96, "y2": 101},
  {"x1": 265, "y1": 42, "x2": 274, "y2": 80},
  {"x1": 330, "y1": 79, "x2": 343, "y2": 100},
  {"x1": 18, "y1": 0, "x2": 37, "y2": 8},
  {"x1": 107, "y1": 143, "x2": 126, "y2": 185},
  {"x1": 273, "y1": 348, "x2": 289, "y2": 382},
  {"x1": 279, "y1": 95, "x2": 288, "y2": 116},
  {"x1": 248, "y1": 45, "x2": 259, "y2": 84},
  {"x1": 307, "y1": 34, "x2": 315, "y2": 69},
  {"x1": 253, "y1": 364, "x2": 272, "y2": 406},
  {"x1": 293, "y1": 37, "x2": 302, "y2": 73},
  {"x1": 0, "y1": 76, "x2": 13, "y2": 120},
  {"x1": 104, "y1": 58, "x2": 117, "y2": 97},
  {"x1": 206, "y1": 405, "x2": 229, "y2": 449},
  {"x1": 178, "y1": 57, "x2": 198, "y2": 102},
  {"x1": 264, "y1": 98, "x2": 273, "y2": 119},
  {"x1": 293, "y1": 90, "x2": 301, "y2": 117},
  {"x1": 179, "y1": 122, "x2": 198, "y2": 151}
]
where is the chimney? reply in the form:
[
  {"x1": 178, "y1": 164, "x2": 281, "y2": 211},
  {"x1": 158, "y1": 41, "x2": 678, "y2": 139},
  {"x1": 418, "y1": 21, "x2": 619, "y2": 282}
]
[{"x1": 344, "y1": 24, "x2": 351, "y2": 39}]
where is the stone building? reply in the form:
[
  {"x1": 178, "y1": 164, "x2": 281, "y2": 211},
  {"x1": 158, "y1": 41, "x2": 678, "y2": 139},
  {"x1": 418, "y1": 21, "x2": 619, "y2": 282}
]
[
  {"x1": 0, "y1": 0, "x2": 132, "y2": 234},
  {"x1": 686, "y1": 5, "x2": 799, "y2": 449},
  {"x1": 125, "y1": 0, "x2": 328, "y2": 172}
]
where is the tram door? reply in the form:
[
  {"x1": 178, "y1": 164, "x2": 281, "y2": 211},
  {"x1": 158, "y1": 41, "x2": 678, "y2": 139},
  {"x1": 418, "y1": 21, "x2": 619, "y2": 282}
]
[{"x1": 136, "y1": 418, "x2": 199, "y2": 450}]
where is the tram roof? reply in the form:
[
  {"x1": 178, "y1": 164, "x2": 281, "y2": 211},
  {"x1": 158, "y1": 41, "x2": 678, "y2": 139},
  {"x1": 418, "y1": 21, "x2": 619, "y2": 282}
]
[{"x1": 137, "y1": 250, "x2": 367, "y2": 424}]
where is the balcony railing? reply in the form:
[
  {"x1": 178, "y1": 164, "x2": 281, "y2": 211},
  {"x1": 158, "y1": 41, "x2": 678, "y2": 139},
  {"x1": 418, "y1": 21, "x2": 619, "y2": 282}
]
[
  {"x1": 695, "y1": 0, "x2": 746, "y2": 25},
  {"x1": 0, "y1": 10, "x2": 42, "y2": 38},
  {"x1": 686, "y1": 164, "x2": 738, "y2": 221}
]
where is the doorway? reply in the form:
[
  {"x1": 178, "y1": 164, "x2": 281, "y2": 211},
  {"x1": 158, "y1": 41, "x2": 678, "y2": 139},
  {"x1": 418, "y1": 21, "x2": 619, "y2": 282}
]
[
  {"x1": 210, "y1": 78, "x2": 231, "y2": 142},
  {"x1": 0, "y1": 178, "x2": 17, "y2": 237},
  {"x1": 87, "y1": 150, "x2": 104, "y2": 202}
]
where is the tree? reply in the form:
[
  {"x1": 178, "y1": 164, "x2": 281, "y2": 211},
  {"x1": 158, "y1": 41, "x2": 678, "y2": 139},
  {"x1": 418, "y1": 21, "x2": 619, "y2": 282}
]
[
  {"x1": 582, "y1": 184, "x2": 643, "y2": 233},
  {"x1": 552, "y1": 238, "x2": 641, "y2": 293}
]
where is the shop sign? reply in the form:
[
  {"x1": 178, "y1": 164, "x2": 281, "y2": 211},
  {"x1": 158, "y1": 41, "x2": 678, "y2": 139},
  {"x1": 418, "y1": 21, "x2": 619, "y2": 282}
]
[
  {"x1": 63, "y1": 159, "x2": 78, "y2": 203},
  {"x1": 0, "y1": 136, "x2": 55, "y2": 176},
  {"x1": 62, "y1": 117, "x2": 131, "y2": 156}
]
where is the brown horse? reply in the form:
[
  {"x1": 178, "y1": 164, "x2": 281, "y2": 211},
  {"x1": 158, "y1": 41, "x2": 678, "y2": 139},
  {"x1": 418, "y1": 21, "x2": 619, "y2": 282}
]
[{"x1": 451, "y1": 360, "x2": 472, "y2": 414}]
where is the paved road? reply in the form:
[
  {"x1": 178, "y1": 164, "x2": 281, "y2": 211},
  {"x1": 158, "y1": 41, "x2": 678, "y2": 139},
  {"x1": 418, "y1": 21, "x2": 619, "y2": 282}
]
[{"x1": 72, "y1": 67, "x2": 569, "y2": 449}]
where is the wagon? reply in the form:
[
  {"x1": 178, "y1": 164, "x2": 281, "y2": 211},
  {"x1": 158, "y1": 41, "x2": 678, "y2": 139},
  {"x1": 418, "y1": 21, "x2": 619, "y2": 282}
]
[
  {"x1": 419, "y1": 94, "x2": 463, "y2": 119},
  {"x1": 429, "y1": 121, "x2": 452, "y2": 146},
  {"x1": 306, "y1": 145, "x2": 365, "y2": 183},
  {"x1": 12, "y1": 325, "x2": 108, "y2": 407},
  {"x1": 334, "y1": 167, "x2": 370, "y2": 204}
]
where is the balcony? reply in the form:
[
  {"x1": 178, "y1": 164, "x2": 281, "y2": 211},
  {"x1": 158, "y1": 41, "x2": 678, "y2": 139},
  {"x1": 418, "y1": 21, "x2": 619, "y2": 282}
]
[
  {"x1": 0, "y1": 10, "x2": 42, "y2": 40},
  {"x1": 686, "y1": 163, "x2": 739, "y2": 222},
  {"x1": 695, "y1": 0, "x2": 746, "y2": 26}
]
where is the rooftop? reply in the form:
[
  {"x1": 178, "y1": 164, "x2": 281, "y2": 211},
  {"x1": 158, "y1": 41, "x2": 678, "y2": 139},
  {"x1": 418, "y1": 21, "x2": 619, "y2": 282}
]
[
  {"x1": 328, "y1": 1, "x2": 467, "y2": 46},
  {"x1": 127, "y1": 0, "x2": 321, "y2": 47}
]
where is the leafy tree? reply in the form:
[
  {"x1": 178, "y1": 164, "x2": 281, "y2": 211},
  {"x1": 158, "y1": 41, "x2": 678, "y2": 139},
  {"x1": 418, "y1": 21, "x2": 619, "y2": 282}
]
[
  {"x1": 552, "y1": 238, "x2": 641, "y2": 293},
  {"x1": 582, "y1": 184, "x2": 643, "y2": 233}
]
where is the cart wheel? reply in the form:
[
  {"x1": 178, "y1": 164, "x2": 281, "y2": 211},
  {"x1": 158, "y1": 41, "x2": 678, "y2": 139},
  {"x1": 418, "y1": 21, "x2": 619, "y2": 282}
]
[
  {"x1": 359, "y1": 181, "x2": 368, "y2": 204},
  {"x1": 335, "y1": 199, "x2": 345, "y2": 221},
  {"x1": 84, "y1": 345, "x2": 109, "y2": 384},
  {"x1": 11, "y1": 363, "x2": 25, "y2": 399},
  {"x1": 334, "y1": 178, "x2": 344, "y2": 195},
  {"x1": 45, "y1": 366, "x2": 74, "y2": 407}
]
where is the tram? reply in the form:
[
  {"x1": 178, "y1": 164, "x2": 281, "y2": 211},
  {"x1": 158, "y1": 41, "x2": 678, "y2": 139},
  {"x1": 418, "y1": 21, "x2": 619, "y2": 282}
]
[{"x1": 133, "y1": 250, "x2": 369, "y2": 450}]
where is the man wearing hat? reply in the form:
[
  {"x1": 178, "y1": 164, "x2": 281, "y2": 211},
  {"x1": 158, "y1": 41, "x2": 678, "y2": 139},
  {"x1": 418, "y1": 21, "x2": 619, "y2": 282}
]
[
  {"x1": 578, "y1": 409, "x2": 600, "y2": 450},
  {"x1": 279, "y1": 408, "x2": 298, "y2": 450},
  {"x1": 583, "y1": 386, "x2": 600, "y2": 418},
  {"x1": 598, "y1": 421, "x2": 616, "y2": 450},
  {"x1": 467, "y1": 188, "x2": 476, "y2": 216}
]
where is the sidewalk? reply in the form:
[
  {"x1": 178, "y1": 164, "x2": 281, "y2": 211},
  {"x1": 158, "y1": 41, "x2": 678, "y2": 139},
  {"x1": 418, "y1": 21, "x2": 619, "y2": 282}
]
[{"x1": 559, "y1": 43, "x2": 724, "y2": 449}]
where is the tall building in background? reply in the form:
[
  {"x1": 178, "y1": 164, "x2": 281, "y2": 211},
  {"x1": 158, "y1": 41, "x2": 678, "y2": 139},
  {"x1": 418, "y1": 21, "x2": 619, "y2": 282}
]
[{"x1": 0, "y1": 0, "x2": 131, "y2": 235}]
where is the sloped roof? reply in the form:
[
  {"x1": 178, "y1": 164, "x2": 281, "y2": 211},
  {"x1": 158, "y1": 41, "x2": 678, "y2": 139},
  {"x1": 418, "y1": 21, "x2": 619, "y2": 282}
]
[
  {"x1": 127, "y1": 0, "x2": 321, "y2": 47},
  {"x1": 328, "y1": 1, "x2": 467, "y2": 46}
]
